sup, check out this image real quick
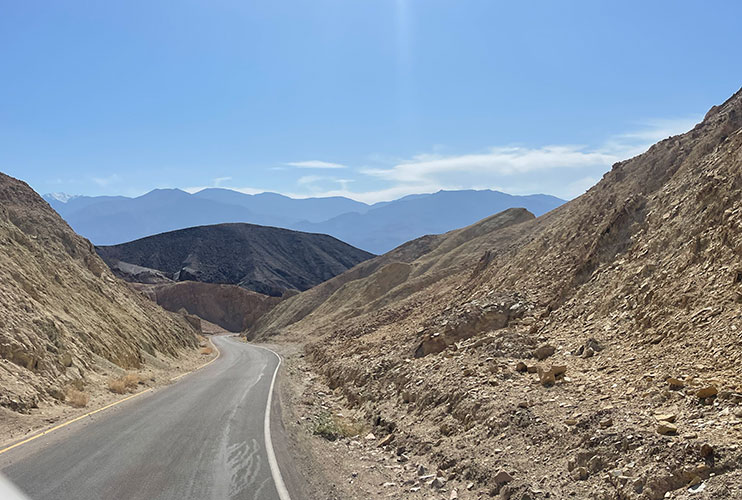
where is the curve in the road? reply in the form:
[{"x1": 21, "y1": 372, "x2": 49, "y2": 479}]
[{"x1": 0, "y1": 336, "x2": 297, "y2": 500}]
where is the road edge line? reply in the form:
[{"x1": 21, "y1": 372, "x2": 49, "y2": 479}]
[
  {"x1": 0, "y1": 337, "x2": 221, "y2": 456},
  {"x1": 254, "y1": 344, "x2": 292, "y2": 500}
]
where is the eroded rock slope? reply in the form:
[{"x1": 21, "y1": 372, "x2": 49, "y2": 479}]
[
  {"x1": 252, "y1": 89, "x2": 742, "y2": 499},
  {"x1": 0, "y1": 173, "x2": 198, "y2": 413}
]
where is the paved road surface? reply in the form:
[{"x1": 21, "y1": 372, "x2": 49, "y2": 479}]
[{"x1": 0, "y1": 336, "x2": 300, "y2": 500}]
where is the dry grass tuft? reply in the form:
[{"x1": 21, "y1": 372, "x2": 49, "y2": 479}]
[
  {"x1": 108, "y1": 378, "x2": 126, "y2": 394},
  {"x1": 65, "y1": 388, "x2": 89, "y2": 408},
  {"x1": 108, "y1": 373, "x2": 141, "y2": 394},
  {"x1": 312, "y1": 411, "x2": 367, "y2": 441}
]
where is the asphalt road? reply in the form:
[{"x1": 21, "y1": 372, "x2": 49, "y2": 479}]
[{"x1": 0, "y1": 336, "x2": 301, "y2": 500}]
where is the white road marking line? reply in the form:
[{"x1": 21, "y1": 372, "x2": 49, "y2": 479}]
[{"x1": 253, "y1": 344, "x2": 292, "y2": 500}]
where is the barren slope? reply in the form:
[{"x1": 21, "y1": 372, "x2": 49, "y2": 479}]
[
  {"x1": 0, "y1": 173, "x2": 198, "y2": 413},
  {"x1": 254, "y1": 89, "x2": 742, "y2": 499},
  {"x1": 251, "y1": 207, "x2": 535, "y2": 338}
]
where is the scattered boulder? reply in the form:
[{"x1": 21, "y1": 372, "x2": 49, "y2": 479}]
[
  {"x1": 494, "y1": 470, "x2": 514, "y2": 484},
  {"x1": 59, "y1": 352, "x2": 73, "y2": 367},
  {"x1": 571, "y1": 467, "x2": 588, "y2": 481},
  {"x1": 657, "y1": 422, "x2": 678, "y2": 435},
  {"x1": 696, "y1": 386, "x2": 718, "y2": 398},
  {"x1": 537, "y1": 368, "x2": 556, "y2": 387},
  {"x1": 533, "y1": 344, "x2": 555, "y2": 360},
  {"x1": 430, "y1": 476, "x2": 447, "y2": 489},
  {"x1": 666, "y1": 377, "x2": 685, "y2": 389},
  {"x1": 551, "y1": 365, "x2": 567, "y2": 377},
  {"x1": 575, "y1": 338, "x2": 603, "y2": 358},
  {"x1": 413, "y1": 334, "x2": 448, "y2": 358},
  {"x1": 536, "y1": 365, "x2": 566, "y2": 386},
  {"x1": 655, "y1": 413, "x2": 677, "y2": 423}
]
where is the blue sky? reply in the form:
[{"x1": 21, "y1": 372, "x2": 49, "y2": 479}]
[{"x1": 1, "y1": 1, "x2": 741, "y2": 202}]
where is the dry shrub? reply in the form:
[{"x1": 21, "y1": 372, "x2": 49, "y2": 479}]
[
  {"x1": 108, "y1": 373, "x2": 140, "y2": 394},
  {"x1": 122, "y1": 373, "x2": 140, "y2": 390},
  {"x1": 200, "y1": 346, "x2": 214, "y2": 355},
  {"x1": 108, "y1": 378, "x2": 126, "y2": 394},
  {"x1": 312, "y1": 412, "x2": 366, "y2": 441},
  {"x1": 65, "y1": 388, "x2": 89, "y2": 408}
]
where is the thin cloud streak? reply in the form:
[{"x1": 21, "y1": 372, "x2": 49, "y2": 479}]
[
  {"x1": 179, "y1": 117, "x2": 701, "y2": 204},
  {"x1": 286, "y1": 160, "x2": 347, "y2": 169}
]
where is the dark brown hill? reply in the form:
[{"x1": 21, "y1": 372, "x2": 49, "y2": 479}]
[
  {"x1": 0, "y1": 172, "x2": 198, "y2": 413},
  {"x1": 96, "y1": 223, "x2": 375, "y2": 297}
]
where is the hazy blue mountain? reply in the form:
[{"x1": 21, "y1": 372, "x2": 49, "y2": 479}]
[
  {"x1": 44, "y1": 194, "x2": 129, "y2": 218},
  {"x1": 50, "y1": 189, "x2": 285, "y2": 245},
  {"x1": 44, "y1": 188, "x2": 564, "y2": 252},
  {"x1": 193, "y1": 188, "x2": 370, "y2": 223},
  {"x1": 293, "y1": 190, "x2": 565, "y2": 254}
]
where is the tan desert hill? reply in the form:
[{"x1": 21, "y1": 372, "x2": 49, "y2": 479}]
[
  {"x1": 252, "y1": 88, "x2": 742, "y2": 499},
  {"x1": 0, "y1": 173, "x2": 199, "y2": 415},
  {"x1": 251, "y1": 207, "x2": 535, "y2": 339}
]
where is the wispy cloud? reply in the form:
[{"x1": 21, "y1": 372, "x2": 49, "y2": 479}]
[
  {"x1": 297, "y1": 175, "x2": 324, "y2": 185},
  {"x1": 363, "y1": 146, "x2": 618, "y2": 182},
  {"x1": 286, "y1": 160, "x2": 347, "y2": 169},
  {"x1": 350, "y1": 116, "x2": 701, "y2": 201},
  {"x1": 181, "y1": 116, "x2": 701, "y2": 204},
  {"x1": 91, "y1": 173, "x2": 121, "y2": 187}
]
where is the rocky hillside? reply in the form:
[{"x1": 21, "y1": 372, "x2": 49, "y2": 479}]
[
  {"x1": 0, "y1": 173, "x2": 198, "y2": 413},
  {"x1": 253, "y1": 88, "x2": 742, "y2": 499},
  {"x1": 96, "y1": 223, "x2": 374, "y2": 297},
  {"x1": 133, "y1": 281, "x2": 281, "y2": 333},
  {"x1": 251, "y1": 207, "x2": 535, "y2": 338}
]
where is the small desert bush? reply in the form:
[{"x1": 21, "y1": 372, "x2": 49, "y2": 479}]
[
  {"x1": 65, "y1": 388, "x2": 89, "y2": 408},
  {"x1": 200, "y1": 346, "x2": 214, "y2": 355},
  {"x1": 108, "y1": 373, "x2": 141, "y2": 394},
  {"x1": 312, "y1": 412, "x2": 366, "y2": 441}
]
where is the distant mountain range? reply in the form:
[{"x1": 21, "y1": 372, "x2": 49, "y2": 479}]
[{"x1": 44, "y1": 188, "x2": 565, "y2": 254}]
